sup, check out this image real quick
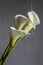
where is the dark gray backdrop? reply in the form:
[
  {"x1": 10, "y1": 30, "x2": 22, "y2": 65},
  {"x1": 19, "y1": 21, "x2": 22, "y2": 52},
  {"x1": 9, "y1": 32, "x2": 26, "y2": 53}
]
[{"x1": 0, "y1": 0, "x2": 43, "y2": 65}]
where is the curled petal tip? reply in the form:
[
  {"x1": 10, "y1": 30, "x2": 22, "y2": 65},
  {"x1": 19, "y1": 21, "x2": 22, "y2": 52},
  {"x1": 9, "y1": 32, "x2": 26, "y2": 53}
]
[
  {"x1": 10, "y1": 27, "x2": 16, "y2": 30},
  {"x1": 27, "y1": 10, "x2": 40, "y2": 26},
  {"x1": 15, "y1": 15, "x2": 27, "y2": 19}
]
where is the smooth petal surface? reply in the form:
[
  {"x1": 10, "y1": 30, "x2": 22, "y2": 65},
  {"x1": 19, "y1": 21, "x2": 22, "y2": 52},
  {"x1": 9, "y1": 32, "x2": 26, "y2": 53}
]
[
  {"x1": 10, "y1": 27, "x2": 27, "y2": 36},
  {"x1": 25, "y1": 10, "x2": 40, "y2": 32},
  {"x1": 24, "y1": 22, "x2": 34, "y2": 32},
  {"x1": 28, "y1": 10, "x2": 40, "y2": 26},
  {"x1": 10, "y1": 27, "x2": 27, "y2": 46},
  {"x1": 15, "y1": 15, "x2": 29, "y2": 30}
]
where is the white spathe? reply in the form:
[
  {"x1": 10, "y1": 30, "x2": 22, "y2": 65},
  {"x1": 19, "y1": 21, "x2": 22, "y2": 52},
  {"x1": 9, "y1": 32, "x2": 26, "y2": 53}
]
[
  {"x1": 28, "y1": 10, "x2": 40, "y2": 26},
  {"x1": 10, "y1": 27, "x2": 29, "y2": 36}
]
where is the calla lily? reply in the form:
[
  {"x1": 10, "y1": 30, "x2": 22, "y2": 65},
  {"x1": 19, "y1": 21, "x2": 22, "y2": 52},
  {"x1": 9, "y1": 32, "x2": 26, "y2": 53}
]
[
  {"x1": 24, "y1": 10, "x2": 40, "y2": 32},
  {"x1": 10, "y1": 27, "x2": 28, "y2": 46},
  {"x1": 15, "y1": 15, "x2": 28, "y2": 30},
  {"x1": 27, "y1": 10, "x2": 40, "y2": 28},
  {"x1": 0, "y1": 10, "x2": 40, "y2": 65}
]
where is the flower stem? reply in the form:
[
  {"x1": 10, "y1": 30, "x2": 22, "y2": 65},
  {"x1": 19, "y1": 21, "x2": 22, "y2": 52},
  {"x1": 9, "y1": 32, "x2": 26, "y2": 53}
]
[{"x1": 0, "y1": 36, "x2": 21, "y2": 65}]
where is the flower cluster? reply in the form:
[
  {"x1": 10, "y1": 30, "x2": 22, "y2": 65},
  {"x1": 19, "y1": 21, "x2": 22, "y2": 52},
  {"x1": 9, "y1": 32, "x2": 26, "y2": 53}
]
[{"x1": 10, "y1": 10, "x2": 40, "y2": 46}]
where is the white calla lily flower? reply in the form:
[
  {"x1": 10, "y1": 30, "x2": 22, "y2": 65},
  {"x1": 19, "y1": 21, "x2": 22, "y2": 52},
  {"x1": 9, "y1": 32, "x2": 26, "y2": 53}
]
[
  {"x1": 15, "y1": 14, "x2": 29, "y2": 30},
  {"x1": 27, "y1": 10, "x2": 40, "y2": 29},
  {"x1": 10, "y1": 27, "x2": 29, "y2": 46},
  {"x1": 10, "y1": 26, "x2": 28, "y2": 37}
]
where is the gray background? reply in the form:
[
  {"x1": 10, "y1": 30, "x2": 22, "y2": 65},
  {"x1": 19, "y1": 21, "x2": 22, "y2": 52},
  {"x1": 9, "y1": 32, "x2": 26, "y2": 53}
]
[{"x1": 0, "y1": 0, "x2": 43, "y2": 65}]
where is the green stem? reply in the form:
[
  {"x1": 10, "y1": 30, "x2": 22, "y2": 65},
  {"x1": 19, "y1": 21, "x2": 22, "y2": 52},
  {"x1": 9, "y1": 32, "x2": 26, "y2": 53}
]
[{"x1": 0, "y1": 36, "x2": 21, "y2": 65}]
